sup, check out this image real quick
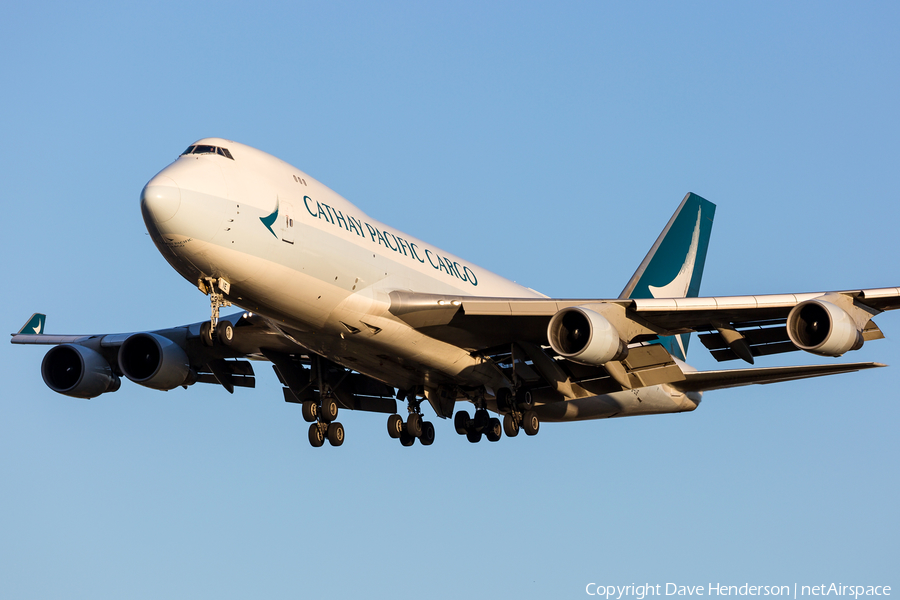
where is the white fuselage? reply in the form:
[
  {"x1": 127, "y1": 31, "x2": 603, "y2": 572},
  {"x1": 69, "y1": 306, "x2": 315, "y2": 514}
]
[{"x1": 140, "y1": 138, "x2": 700, "y2": 420}]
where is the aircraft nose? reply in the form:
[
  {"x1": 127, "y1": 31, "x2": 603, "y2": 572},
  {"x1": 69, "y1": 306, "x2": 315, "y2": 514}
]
[{"x1": 141, "y1": 175, "x2": 181, "y2": 223}]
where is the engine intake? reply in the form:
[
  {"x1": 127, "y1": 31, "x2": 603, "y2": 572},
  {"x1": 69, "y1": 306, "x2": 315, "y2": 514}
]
[
  {"x1": 118, "y1": 332, "x2": 192, "y2": 390},
  {"x1": 41, "y1": 344, "x2": 121, "y2": 398},
  {"x1": 786, "y1": 299, "x2": 864, "y2": 357},
  {"x1": 547, "y1": 306, "x2": 628, "y2": 365}
]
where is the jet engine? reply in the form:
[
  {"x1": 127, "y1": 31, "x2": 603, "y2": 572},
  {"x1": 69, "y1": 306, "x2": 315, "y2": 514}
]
[
  {"x1": 118, "y1": 332, "x2": 192, "y2": 390},
  {"x1": 786, "y1": 299, "x2": 864, "y2": 357},
  {"x1": 547, "y1": 306, "x2": 628, "y2": 365},
  {"x1": 41, "y1": 344, "x2": 121, "y2": 399}
]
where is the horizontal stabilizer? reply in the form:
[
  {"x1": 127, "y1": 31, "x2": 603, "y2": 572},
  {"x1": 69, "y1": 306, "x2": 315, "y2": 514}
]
[{"x1": 672, "y1": 362, "x2": 886, "y2": 393}]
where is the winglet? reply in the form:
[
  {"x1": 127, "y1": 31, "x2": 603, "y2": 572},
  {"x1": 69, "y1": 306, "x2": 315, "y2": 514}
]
[{"x1": 15, "y1": 313, "x2": 46, "y2": 336}]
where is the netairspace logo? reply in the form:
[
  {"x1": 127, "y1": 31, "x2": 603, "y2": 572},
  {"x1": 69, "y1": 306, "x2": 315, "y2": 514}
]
[{"x1": 586, "y1": 584, "x2": 892, "y2": 600}]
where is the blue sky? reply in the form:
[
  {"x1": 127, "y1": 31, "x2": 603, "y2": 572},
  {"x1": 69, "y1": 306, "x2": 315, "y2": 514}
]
[{"x1": 1, "y1": 2, "x2": 898, "y2": 598}]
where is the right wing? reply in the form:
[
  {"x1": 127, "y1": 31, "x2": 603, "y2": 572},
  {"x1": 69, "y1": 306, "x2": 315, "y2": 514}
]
[{"x1": 388, "y1": 286, "x2": 900, "y2": 363}]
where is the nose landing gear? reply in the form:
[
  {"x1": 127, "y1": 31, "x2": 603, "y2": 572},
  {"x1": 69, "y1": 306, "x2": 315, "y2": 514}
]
[{"x1": 199, "y1": 277, "x2": 233, "y2": 347}]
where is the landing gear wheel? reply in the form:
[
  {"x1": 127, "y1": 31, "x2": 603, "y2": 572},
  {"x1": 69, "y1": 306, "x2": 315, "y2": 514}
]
[
  {"x1": 327, "y1": 422, "x2": 344, "y2": 446},
  {"x1": 496, "y1": 387, "x2": 513, "y2": 411},
  {"x1": 473, "y1": 409, "x2": 490, "y2": 430},
  {"x1": 308, "y1": 423, "x2": 325, "y2": 447},
  {"x1": 454, "y1": 411, "x2": 470, "y2": 435},
  {"x1": 406, "y1": 413, "x2": 423, "y2": 438},
  {"x1": 466, "y1": 428, "x2": 482, "y2": 443},
  {"x1": 387, "y1": 414, "x2": 404, "y2": 439},
  {"x1": 200, "y1": 321, "x2": 214, "y2": 347},
  {"x1": 301, "y1": 401, "x2": 318, "y2": 423},
  {"x1": 523, "y1": 410, "x2": 540, "y2": 436},
  {"x1": 503, "y1": 413, "x2": 520, "y2": 438},
  {"x1": 216, "y1": 321, "x2": 234, "y2": 346},
  {"x1": 320, "y1": 398, "x2": 339, "y2": 423},
  {"x1": 420, "y1": 421, "x2": 435, "y2": 446},
  {"x1": 399, "y1": 431, "x2": 415, "y2": 447},
  {"x1": 486, "y1": 417, "x2": 502, "y2": 442},
  {"x1": 515, "y1": 388, "x2": 534, "y2": 411}
]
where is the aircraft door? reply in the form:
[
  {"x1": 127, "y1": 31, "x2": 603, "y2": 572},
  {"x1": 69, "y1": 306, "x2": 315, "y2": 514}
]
[{"x1": 280, "y1": 198, "x2": 295, "y2": 244}]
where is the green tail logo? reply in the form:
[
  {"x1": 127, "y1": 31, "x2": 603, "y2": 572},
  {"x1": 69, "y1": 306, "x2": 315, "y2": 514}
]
[{"x1": 619, "y1": 192, "x2": 716, "y2": 360}]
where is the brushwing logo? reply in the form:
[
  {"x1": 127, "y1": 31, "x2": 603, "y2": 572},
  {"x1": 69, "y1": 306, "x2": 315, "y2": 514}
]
[
  {"x1": 648, "y1": 207, "x2": 702, "y2": 359},
  {"x1": 260, "y1": 200, "x2": 279, "y2": 237},
  {"x1": 648, "y1": 207, "x2": 702, "y2": 300},
  {"x1": 33, "y1": 321, "x2": 42, "y2": 334}
]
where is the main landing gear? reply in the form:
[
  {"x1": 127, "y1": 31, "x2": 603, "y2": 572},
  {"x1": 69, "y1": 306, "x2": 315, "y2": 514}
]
[
  {"x1": 302, "y1": 395, "x2": 344, "y2": 448},
  {"x1": 387, "y1": 391, "x2": 435, "y2": 447},
  {"x1": 454, "y1": 388, "x2": 540, "y2": 443},
  {"x1": 454, "y1": 408, "x2": 502, "y2": 443}
]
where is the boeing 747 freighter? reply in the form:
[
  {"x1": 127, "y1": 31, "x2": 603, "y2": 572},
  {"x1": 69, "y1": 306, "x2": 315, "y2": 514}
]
[{"x1": 13, "y1": 139, "x2": 898, "y2": 447}]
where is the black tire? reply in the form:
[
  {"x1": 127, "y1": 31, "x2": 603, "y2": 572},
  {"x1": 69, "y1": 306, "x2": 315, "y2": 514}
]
[
  {"x1": 420, "y1": 421, "x2": 435, "y2": 446},
  {"x1": 516, "y1": 388, "x2": 534, "y2": 411},
  {"x1": 406, "y1": 413, "x2": 423, "y2": 438},
  {"x1": 473, "y1": 409, "x2": 489, "y2": 431},
  {"x1": 301, "y1": 400, "x2": 318, "y2": 423},
  {"x1": 466, "y1": 428, "x2": 482, "y2": 443},
  {"x1": 387, "y1": 414, "x2": 404, "y2": 439},
  {"x1": 216, "y1": 321, "x2": 234, "y2": 346},
  {"x1": 503, "y1": 413, "x2": 519, "y2": 438},
  {"x1": 496, "y1": 387, "x2": 513, "y2": 411},
  {"x1": 486, "y1": 418, "x2": 502, "y2": 442},
  {"x1": 327, "y1": 422, "x2": 344, "y2": 447},
  {"x1": 523, "y1": 410, "x2": 540, "y2": 436},
  {"x1": 200, "y1": 321, "x2": 214, "y2": 347},
  {"x1": 399, "y1": 431, "x2": 415, "y2": 447},
  {"x1": 308, "y1": 423, "x2": 325, "y2": 447},
  {"x1": 454, "y1": 411, "x2": 470, "y2": 435},
  {"x1": 320, "y1": 397, "x2": 338, "y2": 423}
]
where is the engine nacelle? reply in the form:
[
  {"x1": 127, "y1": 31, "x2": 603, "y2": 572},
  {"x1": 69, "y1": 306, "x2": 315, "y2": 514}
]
[
  {"x1": 547, "y1": 306, "x2": 628, "y2": 365},
  {"x1": 786, "y1": 299, "x2": 864, "y2": 357},
  {"x1": 41, "y1": 344, "x2": 121, "y2": 399},
  {"x1": 118, "y1": 332, "x2": 192, "y2": 390}
]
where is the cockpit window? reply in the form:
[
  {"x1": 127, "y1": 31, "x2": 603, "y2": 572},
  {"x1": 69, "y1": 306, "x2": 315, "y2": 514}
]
[
  {"x1": 180, "y1": 144, "x2": 235, "y2": 160},
  {"x1": 192, "y1": 145, "x2": 219, "y2": 155}
]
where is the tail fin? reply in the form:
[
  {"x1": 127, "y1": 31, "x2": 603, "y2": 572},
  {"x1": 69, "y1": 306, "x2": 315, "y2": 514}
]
[
  {"x1": 16, "y1": 313, "x2": 47, "y2": 335},
  {"x1": 619, "y1": 193, "x2": 716, "y2": 360}
]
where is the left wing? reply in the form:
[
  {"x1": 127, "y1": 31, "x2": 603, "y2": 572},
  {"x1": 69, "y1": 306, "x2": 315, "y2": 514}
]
[{"x1": 10, "y1": 312, "x2": 397, "y2": 413}]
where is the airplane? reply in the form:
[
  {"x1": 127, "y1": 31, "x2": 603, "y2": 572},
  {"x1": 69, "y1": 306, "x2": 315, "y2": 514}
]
[{"x1": 12, "y1": 138, "x2": 900, "y2": 448}]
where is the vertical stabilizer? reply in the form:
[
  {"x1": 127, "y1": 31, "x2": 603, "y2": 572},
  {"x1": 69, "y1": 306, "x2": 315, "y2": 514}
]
[{"x1": 619, "y1": 193, "x2": 716, "y2": 360}]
